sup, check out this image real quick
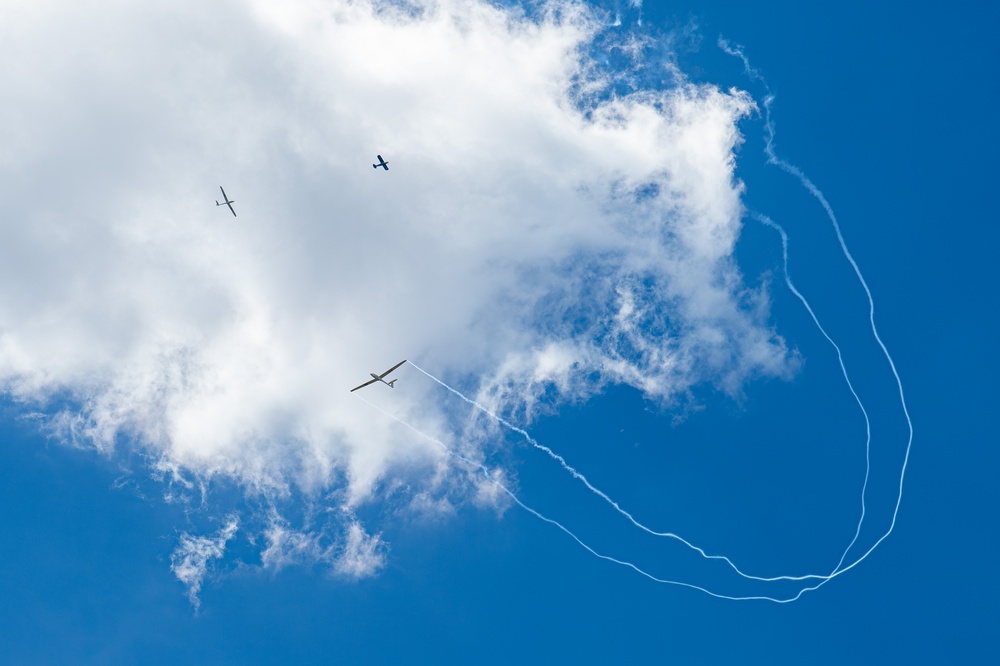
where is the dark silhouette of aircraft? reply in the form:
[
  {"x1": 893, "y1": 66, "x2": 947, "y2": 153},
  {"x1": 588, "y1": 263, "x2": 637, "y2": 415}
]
[
  {"x1": 351, "y1": 360, "x2": 407, "y2": 392},
  {"x1": 216, "y1": 187, "x2": 236, "y2": 217},
  {"x1": 372, "y1": 154, "x2": 389, "y2": 171}
]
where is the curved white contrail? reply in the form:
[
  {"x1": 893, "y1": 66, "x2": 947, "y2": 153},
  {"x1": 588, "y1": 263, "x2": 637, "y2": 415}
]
[
  {"x1": 410, "y1": 357, "x2": 857, "y2": 591},
  {"x1": 356, "y1": 393, "x2": 828, "y2": 602}
]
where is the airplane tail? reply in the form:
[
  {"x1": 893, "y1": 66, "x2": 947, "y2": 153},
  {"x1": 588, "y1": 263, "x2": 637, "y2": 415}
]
[{"x1": 387, "y1": 380, "x2": 397, "y2": 388}]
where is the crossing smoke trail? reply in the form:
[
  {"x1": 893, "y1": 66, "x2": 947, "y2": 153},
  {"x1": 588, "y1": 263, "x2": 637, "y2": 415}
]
[
  {"x1": 407, "y1": 360, "x2": 769, "y2": 575},
  {"x1": 353, "y1": 393, "x2": 827, "y2": 602},
  {"x1": 411, "y1": 360, "x2": 851, "y2": 591}
]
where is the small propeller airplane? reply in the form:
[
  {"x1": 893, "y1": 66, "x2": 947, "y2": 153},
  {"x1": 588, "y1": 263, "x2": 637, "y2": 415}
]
[
  {"x1": 216, "y1": 186, "x2": 237, "y2": 217},
  {"x1": 350, "y1": 359, "x2": 407, "y2": 392},
  {"x1": 372, "y1": 154, "x2": 389, "y2": 171}
]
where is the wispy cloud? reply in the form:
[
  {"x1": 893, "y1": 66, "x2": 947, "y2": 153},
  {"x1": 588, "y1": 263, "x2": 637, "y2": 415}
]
[
  {"x1": 260, "y1": 516, "x2": 334, "y2": 571},
  {"x1": 170, "y1": 517, "x2": 239, "y2": 610},
  {"x1": 334, "y1": 522, "x2": 387, "y2": 579}
]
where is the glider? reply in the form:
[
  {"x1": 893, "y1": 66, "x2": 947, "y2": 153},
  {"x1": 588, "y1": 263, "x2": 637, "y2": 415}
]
[
  {"x1": 350, "y1": 359, "x2": 407, "y2": 392},
  {"x1": 216, "y1": 186, "x2": 237, "y2": 217},
  {"x1": 372, "y1": 154, "x2": 389, "y2": 171}
]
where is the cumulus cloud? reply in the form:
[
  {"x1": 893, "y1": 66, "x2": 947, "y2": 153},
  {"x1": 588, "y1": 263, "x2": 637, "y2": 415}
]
[{"x1": 0, "y1": 0, "x2": 795, "y2": 586}]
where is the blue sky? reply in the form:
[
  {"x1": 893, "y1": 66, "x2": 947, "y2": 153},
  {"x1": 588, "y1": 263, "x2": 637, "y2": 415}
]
[{"x1": 1, "y1": 0, "x2": 997, "y2": 663}]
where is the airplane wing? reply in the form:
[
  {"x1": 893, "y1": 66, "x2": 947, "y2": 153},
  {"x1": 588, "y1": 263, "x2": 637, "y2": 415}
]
[
  {"x1": 226, "y1": 201, "x2": 237, "y2": 217},
  {"x1": 350, "y1": 378, "x2": 379, "y2": 392},
  {"x1": 219, "y1": 186, "x2": 228, "y2": 200},
  {"x1": 377, "y1": 359, "x2": 407, "y2": 378}
]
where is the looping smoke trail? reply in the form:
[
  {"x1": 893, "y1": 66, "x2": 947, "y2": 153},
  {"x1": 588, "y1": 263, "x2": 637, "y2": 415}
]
[
  {"x1": 352, "y1": 393, "x2": 823, "y2": 602},
  {"x1": 721, "y1": 37, "x2": 914, "y2": 575}
]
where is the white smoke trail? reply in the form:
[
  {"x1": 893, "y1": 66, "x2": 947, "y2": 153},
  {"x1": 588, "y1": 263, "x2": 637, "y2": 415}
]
[
  {"x1": 750, "y1": 211, "x2": 870, "y2": 578},
  {"x1": 410, "y1": 359, "x2": 861, "y2": 587},
  {"x1": 353, "y1": 392, "x2": 827, "y2": 602}
]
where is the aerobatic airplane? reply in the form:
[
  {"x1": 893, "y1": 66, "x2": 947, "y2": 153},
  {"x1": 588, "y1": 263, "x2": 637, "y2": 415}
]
[
  {"x1": 216, "y1": 186, "x2": 237, "y2": 217},
  {"x1": 350, "y1": 359, "x2": 407, "y2": 392},
  {"x1": 372, "y1": 154, "x2": 389, "y2": 171}
]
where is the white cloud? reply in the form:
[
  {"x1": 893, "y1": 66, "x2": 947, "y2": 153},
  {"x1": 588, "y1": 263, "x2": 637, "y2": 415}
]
[
  {"x1": 334, "y1": 522, "x2": 387, "y2": 579},
  {"x1": 260, "y1": 517, "x2": 334, "y2": 571},
  {"x1": 0, "y1": 0, "x2": 795, "y2": 582},
  {"x1": 170, "y1": 517, "x2": 239, "y2": 610}
]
